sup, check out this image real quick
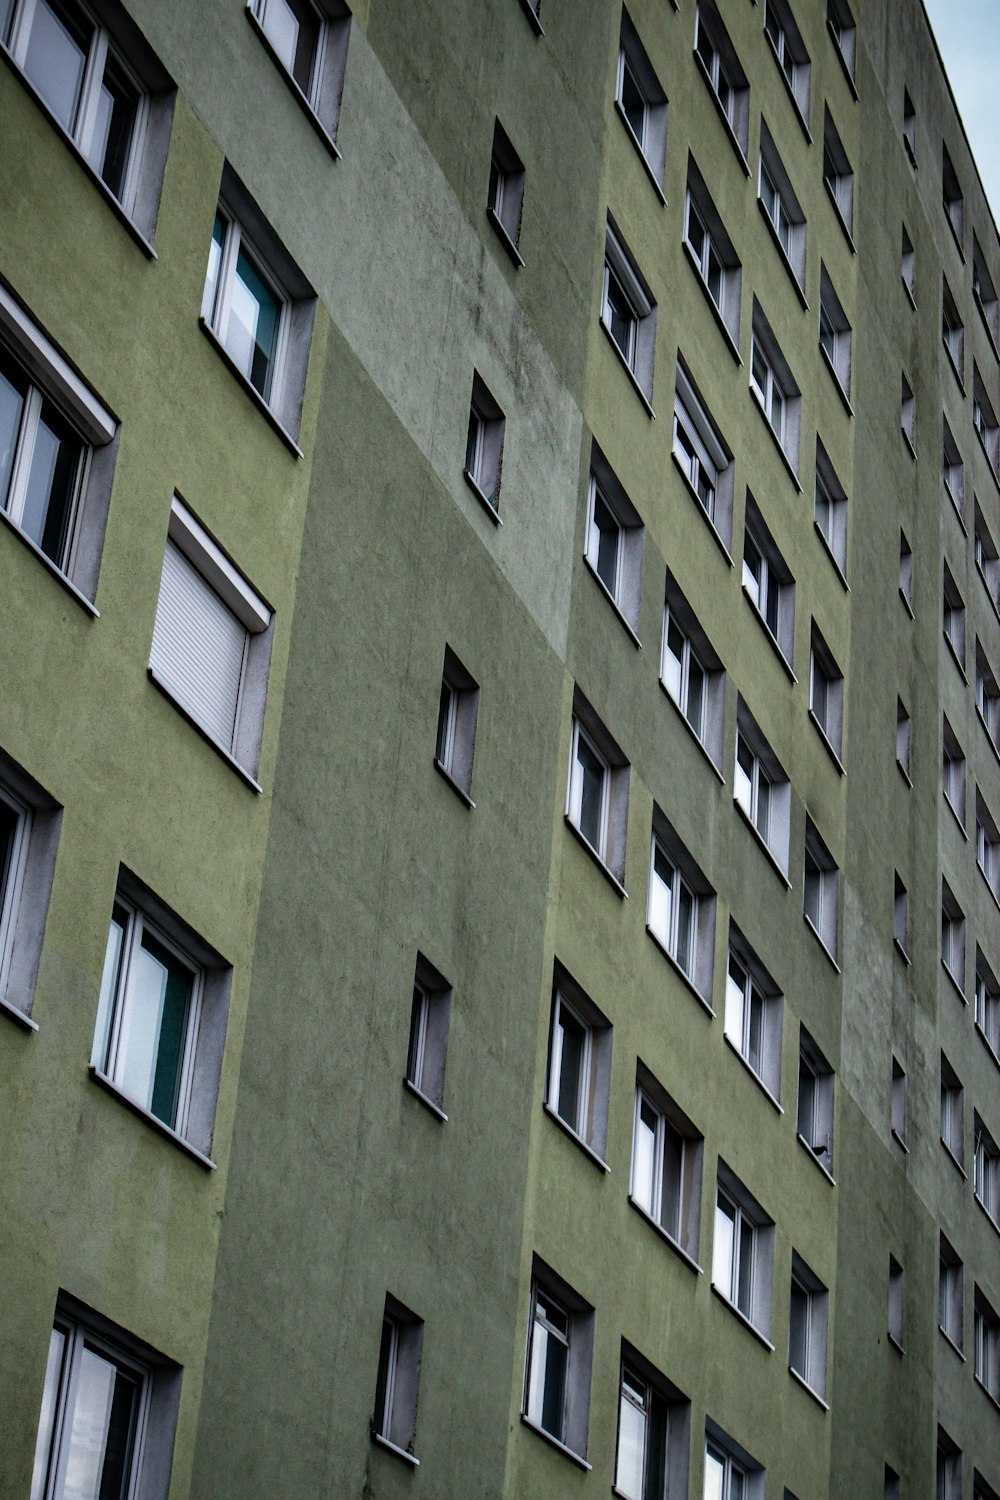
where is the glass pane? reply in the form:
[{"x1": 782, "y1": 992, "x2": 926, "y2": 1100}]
[
  {"x1": 713, "y1": 1198, "x2": 735, "y2": 1294},
  {"x1": 90, "y1": 58, "x2": 139, "y2": 200},
  {"x1": 576, "y1": 735, "x2": 606, "y2": 852},
  {"x1": 228, "y1": 245, "x2": 281, "y2": 398},
  {"x1": 662, "y1": 619, "x2": 684, "y2": 702},
  {"x1": 704, "y1": 1446, "x2": 726, "y2": 1500},
  {"x1": 676, "y1": 881, "x2": 695, "y2": 974},
  {"x1": 591, "y1": 489, "x2": 620, "y2": 594},
  {"x1": 615, "y1": 1386, "x2": 646, "y2": 1499},
  {"x1": 662, "y1": 1124, "x2": 683, "y2": 1237},
  {"x1": 649, "y1": 844, "x2": 673, "y2": 947},
  {"x1": 0, "y1": 0, "x2": 14, "y2": 43},
  {"x1": 735, "y1": 1219, "x2": 754, "y2": 1313},
  {"x1": 406, "y1": 985, "x2": 428, "y2": 1088},
  {"x1": 0, "y1": 353, "x2": 27, "y2": 506},
  {"x1": 746, "y1": 988, "x2": 764, "y2": 1074},
  {"x1": 117, "y1": 929, "x2": 192, "y2": 1127},
  {"x1": 63, "y1": 1343, "x2": 140, "y2": 1500},
  {"x1": 0, "y1": 797, "x2": 18, "y2": 907},
  {"x1": 734, "y1": 741, "x2": 753, "y2": 815},
  {"x1": 263, "y1": 0, "x2": 319, "y2": 93},
  {"x1": 435, "y1": 681, "x2": 456, "y2": 766},
  {"x1": 632, "y1": 1096, "x2": 657, "y2": 1213},
  {"x1": 539, "y1": 1327, "x2": 567, "y2": 1437},
  {"x1": 620, "y1": 57, "x2": 646, "y2": 144},
  {"x1": 202, "y1": 212, "x2": 227, "y2": 322},
  {"x1": 29, "y1": 1327, "x2": 66, "y2": 1500},
  {"x1": 92, "y1": 909, "x2": 126, "y2": 1070},
  {"x1": 687, "y1": 654, "x2": 705, "y2": 736},
  {"x1": 22, "y1": 0, "x2": 92, "y2": 132},
  {"x1": 555, "y1": 1004, "x2": 587, "y2": 1132},
  {"x1": 20, "y1": 398, "x2": 81, "y2": 566},
  {"x1": 730, "y1": 1462, "x2": 747, "y2": 1500},
  {"x1": 725, "y1": 960, "x2": 744, "y2": 1048}
]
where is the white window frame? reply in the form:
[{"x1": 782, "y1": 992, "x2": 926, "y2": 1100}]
[
  {"x1": 585, "y1": 446, "x2": 644, "y2": 634},
  {"x1": 809, "y1": 622, "x2": 843, "y2": 759},
  {"x1": 975, "y1": 1291, "x2": 1000, "y2": 1402},
  {"x1": 941, "y1": 879, "x2": 965, "y2": 990},
  {"x1": 940, "y1": 1054, "x2": 964, "y2": 1167},
  {"x1": 814, "y1": 440, "x2": 848, "y2": 576},
  {"x1": 630, "y1": 1068, "x2": 703, "y2": 1261},
  {"x1": 943, "y1": 145, "x2": 964, "y2": 249},
  {"x1": 615, "y1": 1349, "x2": 690, "y2": 1500},
  {"x1": 796, "y1": 1026, "x2": 834, "y2": 1173},
  {"x1": 942, "y1": 564, "x2": 966, "y2": 670},
  {"x1": 976, "y1": 951, "x2": 1000, "y2": 1058},
  {"x1": 789, "y1": 1252, "x2": 828, "y2": 1399},
  {"x1": 672, "y1": 362, "x2": 733, "y2": 543},
  {"x1": 743, "y1": 495, "x2": 794, "y2": 663},
  {"x1": 725, "y1": 935, "x2": 782, "y2": 1099},
  {"x1": 546, "y1": 968, "x2": 612, "y2": 1163},
  {"x1": 202, "y1": 206, "x2": 289, "y2": 404},
  {"x1": 939, "y1": 1234, "x2": 963, "y2": 1349},
  {"x1": 974, "y1": 504, "x2": 1000, "y2": 610},
  {"x1": 750, "y1": 305, "x2": 801, "y2": 468},
  {"x1": 616, "y1": 9, "x2": 668, "y2": 194},
  {"x1": 827, "y1": 0, "x2": 857, "y2": 82},
  {"x1": 683, "y1": 163, "x2": 741, "y2": 346},
  {"x1": 804, "y1": 820, "x2": 839, "y2": 959},
  {"x1": 942, "y1": 276, "x2": 965, "y2": 383},
  {"x1": 822, "y1": 108, "x2": 854, "y2": 236},
  {"x1": 523, "y1": 1260, "x2": 594, "y2": 1462},
  {"x1": 896, "y1": 698, "x2": 911, "y2": 779},
  {"x1": 647, "y1": 809, "x2": 716, "y2": 1000},
  {"x1": 566, "y1": 691, "x2": 629, "y2": 882},
  {"x1": 764, "y1": 0, "x2": 811, "y2": 124},
  {"x1": 463, "y1": 370, "x2": 505, "y2": 516},
  {"x1": 819, "y1": 265, "x2": 852, "y2": 400},
  {"x1": 758, "y1": 120, "x2": 806, "y2": 288},
  {"x1": 942, "y1": 717, "x2": 966, "y2": 827},
  {"x1": 943, "y1": 418, "x2": 965, "y2": 520},
  {"x1": 974, "y1": 366, "x2": 1000, "y2": 474},
  {"x1": 694, "y1": 3, "x2": 749, "y2": 159},
  {"x1": 937, "y1": 1431, "x2": 962, "y2": 1500},
  {"x1": 975, "y1": 1114, "x2": 1000, "y2": 1225},
  {"x1": 433, "y1": 645, "x2": 479, "y2": 803},
  {"x1": 568, "y1": 719, "x2": 609, "y2": 862},
  {"x1": 405, "y1": 953, "x2": 451, "y2": 1120},
  {"x1": 373, "y1": 1294, "x2": 423, "y2": 1463},
  {"x1": 974, "y1": 235, "x2": 1000, "y2": 348},
  {"x1": 901, "y1": 225, "x2": 915, "y2": 303},
  {"x1": 712, "y1": 1166, "x2": 774, "y2": 1336},
  {"x1": 0, "y1": 747, "x2": 62, "y2": 1028},
  {"x1": 734, "y1": 701, "x2": 790, "y2": 873},
  {"x1": 602, "y1": 219, "x2": 657, "y2": 403},
  {"x1": 977, "y1": 644, "x2": 1000, "y2": 746},
  {"x1": 976, "y1": 792, "x2": 1000, "y2": 901},
  {"x1": 247, "y1": 0, "x2": 351, "y2": 153}
]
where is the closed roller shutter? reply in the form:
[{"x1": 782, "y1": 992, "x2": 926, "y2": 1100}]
[{"x1": 150, "y1": 539, "x2": 248, "y2": 750}]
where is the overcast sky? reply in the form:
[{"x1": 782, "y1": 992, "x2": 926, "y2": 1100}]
[{"x1": 921, "y1": 0, "x2": 1000, "y2": 226}]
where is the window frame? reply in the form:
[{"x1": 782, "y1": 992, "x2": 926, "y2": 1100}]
[
  {"x1": 976, "y1": 790, "x2": 1000, "y2": 903},
  {"x1": 584, "y1": 444, "x2": 644, "y2": 636},
  {"x1": 943, "y1": 417, "x2": 964, "y2": 521},
  {"x1": 566, "y1": 689, "x2": 629, "y2": 884},
  {"x1": 463, "y1": 370, "x2": 506, "y2": 519},
  {"x1": 973, "y1": 234, "x2": 1000, "y2": 350},
  {"x1": 523, "y1": 1258, "x2": 594, "y2": 1465},
  {"x1": 647, "y1": 807, "x2": 716, "y2": 1000},
  {"x1": 938, "y1": 1233, "x2": 963, "y2": 1350},
  {"x1": 975, "y1": 1112, "x2": 1000, "y2": 1226},
  {"x1": 788, "y1": 1252, "x2": 829, "y2": 1399},
  {"x1": 974, "y1": 365, "x2": 1000, "y2": 476},
  {"x1": 433, "y1": 645, "x2": 479, "y2": 805},
  {"x1": 941, "y1": 878, "x2": 966, "y2": 991},
  {"x1": 672, "y1": 359, "x2": 734, "y2": 546},
  {"x1": 818, "y1": 265, "x2": 852, "y2": 402},
  {"x1": 404, "y1": 953, "x2": 452, "y2": 1120},
  {"x1": 742, "y1": 492, "x2": 795, "y2": 665},
  {"x1": 827, "y1": 0, "x2": 857, "y2": 87},
  {"x1": 814, "y1": 439, "x2": 848, "y2": 577},
  {"x1": 545, "y1": 964, "x2": 613, "y2": 1165},
  {"x1": 974, "y1": 504, "x2": 1000, "y2": 613},
  {"x1": 803, "y1": 818, "x2": 839, "y2": 960},
  {"x1": 246, "y1": 0, "x2": 351, "y2": 156},
  {"x1": 758, "y1": 119, "x2": 806, "y2": 291},
  {"x1": 693, "y1": 1, "x2": 750, "y2": 162},
  {"x1": 734, "y1": 699, "x2": 791, "y2": 874},
  {"x1": 615, "y1": 1343, "x2": 690, "y2": 1500},
  {"x1": 822, "y1": 107, "x2": 854, "y2": 240},
  {"x1": 942, "y1": 144, "x2": 964, "y2": 251},
  {"x1": 602, "y1": 217, "x2": 657, "y2": 406},
  {"x1": 712, "y1": 1163, "x2": 775, "y2": 1337},
  {"x1": 976, "y1": 949, "x2": 1000, "y2": 1059},
  {"x1": 660, "y1": 581, "x2": 725, "y2": 770},
  {"x1": 616, "y1": 8, "x2": 668, "y2": 196},
  {"x1": 372, "y1": 1293, "x2": 424, "y2": 1464},
  {"x1": 750, "y1": 302, "x2": 801, "y2": 472},
  {"x1": 977, "y1": 642, "x2": 1000, "y2": 748},
  {"x1": 809, "y1": 621, "x2": 844, "y2": 761},
  {"x1": 796, "y1": 1025, "x2": 835, "y2": 1174},
  {"x1": 941, "y1": 276, "x2": 965, "y2": 386},
  {"x1": 975, "y1": 1289, "x2": 1000, "y2": 1402},
  {"x1": 888, "y1": 1255, "x2": 905, "y2": 1350},
  {"x1": 942, "y1": 716, "x2": 966, "y2": 828},
  {"x1": 487, "y1": 116, "x2": 525, "y2": 264},
  {"x1": 683, "y1": 158, "x2": 742, "y2": 349},
  {"x1": 0, "y1": 747, "x2": 60, "y2": 1027},
  {"x1": 763, "y1": 0, "x2": 811, "y2": 129},
  {"x1": 725, "y1": 928, "x2": 783, "y2": 1100},
  {"x1": 630, "y1": 1064, "x2": 704, "y2": 1263}
]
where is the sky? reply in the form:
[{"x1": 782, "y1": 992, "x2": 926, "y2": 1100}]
[{"x1": 922, "y1": 0, "x2": 1000, "y2": 225}]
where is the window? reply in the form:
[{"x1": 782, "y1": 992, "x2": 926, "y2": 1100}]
[
  {"x1": 517, "y1": 0, "x2": 542, "y2": 31},
  {"x1": 647, "y1": 812, "x2": 715, "y2": 999},
  {"x1": 742, "y1": 494, "x2": 794, "y2": 663},
  {"x1": 759, "y1": 121, "x2": 806, "y2": 288},
  {"x1": 896, "y1": 699, "x2": 911, "y2": 780},
  {"x1": 975, "y1": 504, "x2": 1000, "y2": 610},
  {"x1": 704, "y1": 1426, "x2": 764, "y2": 1500},
  {"x1": 29, "y1": 1293, "x2": 180, "y2": 1500},
  {"x1": 750, "y1": 301, "x2": 801, "y2": 470},
  {"x1": 899, "y1": 530, "x2": 913, "y2": 611},
  {"x1": 822, "y1": 109, "x2": 853, "y2": 237},
  {"x1": 902, "y1": 88, "x2": 917, "y2": 166},
  {"x1": 827, "y1": 0, "x2": 856, "y2": 83},
  {"x1": 91, "y1": 872, "x2": 231, "y2": 1159},
  {"x1": 976, "y1": 791, "x2": 1000, "y2": 901},
  {"x1": 615, "y1": 1347, "x2": 690, "y2": 1500},
  {"x1": 247, "y1": 0, "x2": 350, "y2": 150},
  {"x1": 566, "y1": 689, "x2": 629, "y2": 882},
  {"x1": 725, "y1": 930, "x2": 782, "y2": 1099},
  {"x1": 891, "y1": 1057, "x2": 907, "y2": 1145},
  {"x1": 809, "y1": 623, "x2": 843, "y2": 759},
  {"x1": 942, "y1": 419, "x2": 964, "y2": 520},
  {"x1": 660, "y1": 572, "x2": 725, "y2": 768},
  {"x1": 976, "y1": 950, "x2": 1000, "y2": 1057},
  {"x1": 463, "y1": 371, "x2": 505, "y2": 517},
  {"x1": 789, "y1": 1253, "x2": 828, "y2": 1398},
  {"x1": 975, "y1": 1113, "x2": 1000, "y2": 1224},
  {"x1": 684, "y1": 159, "x2": 742, "y2": 347},
  {"x1": 819, "y1": 266, "x2": 852, "y2": 399},
  {"x1": 885, "y1": 1465, "x2": 901, "y2": 1500},
  {"x1": 974, "y1": 366, "x2": 1000, "y2": 474},
  {"x1": 585, "y1": 446, "x2": 644, "y2": 633},
  {"x1": 814, "y1": 439, "x2": 848, "y2": 574},
  {"x1": 797, "y1": 1027, "x2": 834, "y2": 1173},
  {"x1": 893, "y1": 873, "x2": 909, "y2": 958},
  {"x1": 977, "y1": 643, "x2": 1000, "y2": 745},
  {"x1": 373, "y1": 1294, "x2": 423, "y2": 1463},
  {"x1": 804, "y1": 818, "x2": 839, "y2": 959},
  {"x1": 0, "y1": 283, "x2": 117, "y2": 600},
  {"x1": 942, "y1": 277, "x2": 965, "y2": 384},
  {"x1": 546, "y1": 964, "x2": 612, "y2": 1162},
  {"x1": 973, "y1": 235, "x2": 999, "y2": 347},
  {"x1": 523, "y1": 1259, "x2": 594, "y2": 1461},
  {"x1": 942, "y1": 564, "x2": 965, "y2": 671},
  {"x1": 631, "y1": 1065, "x2": 703, "y2": 1260},
  {"x1": 940, "y1": 1054, "x2": 964, "y2": 1167},
  {"x1": 200, "y1": 176, "x2": 315, "y2": 440},
  {"x1": 616, "y1": 10, "x2": 668, "y2": 193},
  {"x1": 888, "y1": 1256, "x2": 904, "y2": 1349},
  {"x1": 975, "y1": 1472, "x2": 1000, "y2": 1500},
  {"x1": 602, "y1": 217, "x2": 657, "y2": 404},
  {"x1": 764, "y1": 0, "x2": 810, "y2": 125},
  {"x1": 942, "y1": 718, "x2": 966, "y2": 826},
  {"x1": 487, "y1": 117, "x2": 525, "y2": 263},
  {"x1": 405, "y1": 954, "x2": 451, "y2": 1119},
  {"x1": 712, "y1": 1164, "x2": 774, "y2": 1334},
  {"x1": 937, "y1": 1430, "x2": 962, "y2": 1500},
  {"x1": 1, "y1": 0, "x2": 173, "y2": 239},
  {"x1": 149, "y1": 497, "x2": 273, "y2": 781},
  {"x1": 901, "y1": 372, "x2": 915, "y2": 450},
  {"x1": 672, "y1": 360, "x2": 734, "y2": 544},
  {"x1": 0, "y1": 748, "x2": 60, "y2": 1025},
  {"x1": 433, "y1": 646, "x2": 479, "y2": 803},
  {"x1": 693, "y1": 3, "x2": 749, "y2": 159},
  {"x1": 975, "y1": 1290, "x2": 1000, "y2": 1401},
  {"x1": 901, "y1": 225, "x2": 915, "y2": 303},
  {"x1": 941, "y1": 879, "x2": 965, "y2": 990},
  {"x1": 734, "y1": 699, "x2": 791, "y2": 872},
  {"x1": 942, "y1": 145, "x2": 964, "y2": 249},
  {"x1": 939, "y1": 1234, "x2": 963, "y2": 1349}
]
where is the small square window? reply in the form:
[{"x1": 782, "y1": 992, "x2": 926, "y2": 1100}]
[
  {"x1": 90, "y1": 871, "x2": 231, "y2": 1161},
  {"x1": 893, "y1": 873, "x2": 909, "y2": 958},
  {"x1": 433, "y1": 645, "x2": 479, "y2": 804},
  {"x1": 725, "y1": 927, "x2": 783, "y2": 1100},
  {"x1": 809, "y1": 622, "x2": 843, "y2": 759},
  {"x1": 902, "y1": 88, "x2": 917, "y2": 166},
  {"x1": 943, "y1": 417, "x2": 965, "y2": 520},
  {"x1": 891, "y1": 1056, "x2": 907, "y2": 1145},
  {"x1": 976, "y1": 791, "x2": 1000, "y2": 901},
  {"x1": 0, "y1": 747, "x2": 61, "y2": 1026},
  {"x1": 463, "y1": 371, "x2": 505, "y2": 517},
  {"x1": 939, "y1": 1233, "x2": 963, "y2": 1349},
  {"x1": 973, "y1": 235, "x2": 1000, "y2": 347},
  {"x1": 672, "y1": 359, "x2": 735, "y2": 546},
  {"x1": 372, "y1": 1293, "x2": 423, "y2": 1463},
  {"x1": 615, "y1": 1344, "x2": 690, "y2": 1500},
  {"x1": 566, "y1": 689, "x2": 629, "y2": 883},
  {"x1": 546, "y1": 963, "x2": 613, "y2": 1163},
  {"x1": 743, "y1": 494, "x2": 795, "y2": 664},
  {"x1": 523, "y1": 1259, "x2": 594, "y2": 1462},
  {"x1": 694, "y1": 3, "x2": 750, "y2": 160},
  {"x1": 585, "y1": 445, "x2": 644, "y2": 634},
  {"x1": 888, "y1": 1255, "x2": 905, "y2": 1349},
  {"x1": 247, "y1": 0, "x2": 351, "y2": 151},
  {"x1": 974, "y1": 366, "x2": 1000, "y2": 475},
  {"x1": 901, "y1": 225, "x2": 915, "y2": 303},
  {"x1": 899, "y1": 530, "x2": 913, "y2": 611},
  {"x1": 29, "y1": 1292, "x2": 180, "y2": 1500},
  {"x1": 648, "y1": 808, "x2": 716, "y2": 1000},
  {"x1": 937, "y1": 1428, "x2": 962, "y2": 1500},
  {"x1": 661, "y1": 569, "x2": 725, "y2": 769},
  {"x1": 631, "y1": 1064, "x2": 704, "y2": 1261},
  {"x1": 975, "y1": 1290, "x2": 1000, "y2": 1402},
  {"x1": 487, "y1": 117, "x2": 525, "y2": 264},
  {"x1": 974, "y1": 504, "x2": 1000, "y2": 611},
  {"x1": 976, "y1": 949, "x2": 1000, "y2": 1058},
  {"x1": 712, "y1": 1163, "x2": 774, "y2": 1335},
  {"x1": 764, "y1": 0, "x2": 811, "y2": 124},
  {"x1": 942, "y1": 144, "x2": 964, "y2": 250},
  {"x1": 819, "y1": 265, "x2": 852, "y2": 400},
  {"x1": 704, "y1": 1425, "x2": 766, "y2": 1500},
  {"x1": 896, "y1": 699, "x2": 911, "y2": 780},
  {"x1": 684, "y1": 158, "x2": 742, "y2": 348},
  {"x1": 797, "y1": 1026, "x2": 835, "y2": 1173},
  {"x1": 940, "y1": 1054, "x2": 964, "y2": 1167},
  {"x1": 942, "y1": 717, "x2": 966, "y2": 827},
  {"x1": 602, "y1": 218, "x2": 657, "y2": 405},
  {"x1": 804, "y1": 818, "x2": 839, "y2": 959},
  {"x1": 758, "y1": 121, "x2": 807, "y2": 289},
  {"x1": 750, "y1": 301, "x2": 801, "y2": 470},
  {"x1": 734, "y1": 699, "x2": 791, "y2": 873},
  {"x1": 827, "y1": 0, "x2": 857, "y2": 81},
  {"x1": 975, "y1": 1113, "x2": 1000, "y2": 1225},
  {"x1": 901, "y1": 373, "x2": 915, "y2": 450},
  {"x1": 149, "y1": 497, "x2": 273, "y2": 783},
  {"x1": 405, "y1": 954, "x2": 451, "y2": 1119},
  {"x1": 942, "y1": 277, "x2": 965, "y2": 385},
  {"x1": 789, "y1": 1252, "x2": 828, "y2": 1398},
  {"x1": 977, "y1": 642, "x2": 1000, "y2": 746},
  {"x1": 814, "y1": 440, "x2": 848, "y2": 575},
  {"x1": 616, "y1": 9, "x2": 668, "y2": 194},
  {"x1": 941, "y1": 878, "x2": 965, "y2": 990},
  {"x1": 823, "y1": 108, "x2": 854, "y2": 238}
]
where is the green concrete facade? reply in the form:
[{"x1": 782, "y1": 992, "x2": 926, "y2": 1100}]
[{"x1": 1, "y1": 0, "x2": 999, "y2": 1497}]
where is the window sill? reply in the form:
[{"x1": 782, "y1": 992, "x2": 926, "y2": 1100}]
[
  {"x1": 741, "y1": 587, "x2": 796, "y2": 683},
  {"x1": 901, "y1": 274, "x2": 917, "y2": 311},
  {"x1": 901, "y1": 425, "x2": 917, "y2": 461},
  {"x1": 516, "y1": 0, "x2": 545, "y2": 35},
  {"x1": 807, "y1": 709, "x2": 845, "y2": 775},
  {"x1": 371, "y1": 1433, "x2": 420, "y2": 1467},
  {"x1": 583, "y1": 555, "x2": 642, "y2": 648},
  {"x1": 710, "y1": 1285, "x2": 775, "y2": 1351},
  {"x1": 614, "y1": 101, "x2": 667, "y2": 206},
  {"x1": 645, "y1": 924, "x2": 716, "y2": 1016},
  {"x1": 891, "y1": 1126, "x2": 909, "y2": 1153},
  {"x1": 940, "y1": 959, "x2": 966, "y2": 1005},
  {"x1": 658, "y1": 680, "x2": 725, "y2": 785},
  {"x1": 89, "y1": 1068, "x2": 216, "y2": 1169},
  {"x1": 199, "y1": 321, "x2": 304, "y2": 457},
  {"x1": 899, "y1": 586, "x2": 914, "y2": 618},
  {"x1": 939, "y1": 1327, "x2": 965, "y2": 1361},
  {"x1": 723, "y1": 1033, "x2": 784, "y2": 1114},
  {"x1": 748, "y1": 384, "x2": 802, "y2": 491},
  {"x1": 0, "y1": 993, "x2": 38, "y2": 1031},
  {"x1": 943, "y1": 633, "x2": 968, "y2": 683},
  {"x1": 887, "y1": 1331, "x2": 905, "y2": 1356},
  {"x1": 462, "y1": 468, "x2": 503, "y2": 525},
  {"x1": 598, "y1": 319, "x2": 656, "y2": 419},
  {"x1": 563, "y1": 816, "x2": 628, "y2": 899},
  {"x1": 756, "y1": 198, "x2": 808, "y2": 311},
  {"x1": 692, "y1": 50, "x2": 751, "y2": 178},
  {"x1": 0, "y1": 46, "x2": 158, "y2": 259},
  {"x1": 433, "y1": 757, "x2": 475, "y2": 808},
  {"x1": 943, "y1": 340, "x2": 966, "y2": 396},
  {"x1": 733, "y1": 799, "x2": 791, "y2": 889},
  {"x1": 893, "y1": 937, "x2": 911, "y2": 967},
  {"x1": 803, "y1": 914, "x2": 841, "y2": 972},
  {"x1": 681, "y1": 241, "x2": 742, "y2": 365},
  {"x1": 788, "y1": 1366, "x2": 830, "y2": 1410},
  {"x1": 246, "y1": 9, "x2": 341, "y2": 160},
  {"x1": 796, "y1": 1133, "x2": 836, "y2": 1185},
  {"x1": 814, "y1": 522, "x2": 849, "y2": 590},
  {"x1": 669, "y1": 452, "x2": 734, "y2": 565},
  {"x1": 403, "y1": 1077, "x2": 448, "y2": 1122},
  {"x1": 0, "y1": 508, "x2": 100, "y2": 617},
  {"x1": 628, "y1": 1196, "x2": 703, "y2": 1273},
  {"x1": 147, "y1": 668, "x2": 263, "y2": 793},
  {"x1": 940, "y1": 1139, "x2": 967, "y2": 1179},
  {"x1": 486, "y1": 206, "x2": 525, "y2": 267},
  {"x1": 823, "y1": 181, "x2": 856, "y2": 255},
  {"x1": 827, "y1": 22, "x2": 859, "y2": 100},
  {"x1": 520, "y1": 1417, "x2": 591, "y2": 1470},
  {"x1": 763, "y1": 31, "x2": 812, "y2": 144},
  {"x1": 975, "y1": 1193, "x2": 1000, "y2": 1237},
  {"x1": 975, "y1": 1020, "x2": 1000, "y2": 1070},
  {"x1": 542, "y1": 1102, "x2": 610, "y2": 1173},
  {"x1": 819, "y1": 343, "x2": 854, "y2": 417}
]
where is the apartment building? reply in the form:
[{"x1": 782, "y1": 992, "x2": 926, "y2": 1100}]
[{"x1": 1, "y1": 0, "x2": 998, "y2": 1496}]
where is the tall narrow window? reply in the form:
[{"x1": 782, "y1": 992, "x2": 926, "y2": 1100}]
[
  {"x1": 819, "y1": 266, "x2": 852, "y2": 399},
  {"x1": 566, "y1": 692, "x2": 629, "y2": 882},
  {"x1": 899, "y1": 531, "x2": 913, "y2": 611},
  {"x1": 725, "y1": 935, "x2": 782, "y2": 1099},
  {"x1": 788, "y1": 1253, "x2": 828, "y2": 1398},
  {"x1": 975, "y1": 1113, "x2": 1000, "y2": 1225},
  {"x1": 939, "y1": 1234, "x2": 963, "y2": 1349},
  {"x1": 942, "y1": 144, "x2": 964, "y2": 249},
  {"x1": 463, "y1": 372, "x2": 505, "y2": 517},
  {"x1": 631, "y1": 1067, "x2": 703, "y2": 1259},
  {"x1": 973, "y1": 235, "x2": 1000, "y2": 347},
  {"x1": 486, "y1": 118, "x2": 525, "y2": 263},
  {"x1": 804, "y1": 819, "x2": 839, "y2": 959},
  {"x1": 797, "y1": 1027, "x2": 835, "y2": 1173},
  {"x1": 672, "y1": 361, "x2": 734, "y2": 543},
  {"x1": 758, "y1": 121, "x2": 807, "y2": 289},
  {"x1": 893, "y1": 874, "x2": 909, "y2": 958},
  {"x1": 764, "y1": 0, "x2": 811, "y2": 124},
  {"x1": 742, "y1": 495, "x2": 795, "y2": 664},
  {"x1": 974, "y1": 366, "x2": 1000, "y2": 474},
  {"x1": 602, "y1": 219, "x2": 657, "y2": 404},
  {"x1": 712, "y1": 1166, "x2": 774, "y2": 1334},
  {"x1": 942, "y1": 717, "x2": 966, "y2": 826},
  {"x1": 809, "y1": 623, "x2": 844, "y2": 759},
  {"x1": 750, "y1": 302, "x2": 801, "y2": 470},
  {"x1": 585, "y1": 447, "x2": 644, "y2": 634},
  {"x1": 976, "y1": 791, "x2": 1000, "y2": 901},
  {"x1": 373, "y1": 1294, "x2": 424, "y2": 1462},
  {"x1": 937, "y1": 1429, "x2": 962, "y2": 1500},
  {"x1": 433, "y1": 646, "x2": 479, "y2": 804},
  {"x1": 616, "y1": 10, "x2": 668, "y2": 193},
  {"x1": 815, "y1": 440, "x2": 848, "y2": 575},
  {"x1": 523, "y1": 1261, "x2": 594, "y2": 1461},
  {"x1": 684, "y1": 159, "x2": 742, "y2": 347},
  {"x1": 888, "y1": 1256, "x2": 904, "y2": 1349},
  {"x1": 694, "y1": 3, "x2": 750, "y2": 158},
  {"x1": 827, "y1": 0, "x2": 856, "y2": 83},
  {"x1": 977, "y1": 644, "x2": 1000, "y2": 745},
  {"x1": 902, "y1": 88, "x2": 917, "y2": 166},
  {"x1": 823, "y1": 108, "x2": 853, "y2": 237},
  {"x1": 891, "y1": 1057, "x2": 907, "y2": 1145},
  {"x1": 901, "y1": 373, "x2": 915, "y2": 450},
  {"x1": 405, "y1": 955, "x2": 451, "y2": 1119},
  {"x1": 975, "y1": 1291, "x2": 1000, "y2": 1401},
  {"x1": 248, "y1": 0, "x2": 351, "y2": 148},
  {"x1": 901, "y1": 225, "x2": 915, "y2": 303},
  {"x1": 546, "y1": 965, "x2": 613, "y2": 1162},
  {"x1": 941, "y1": 879, "x2": 965, "y2": 990},
  {"x1": 976, "y1": 951, "x2": 1000, "y2": 1057},
  {"x1": 615, "y1": 1351, "x2": 689, "y2": 1500},
  {"x1": 942, "y1": 277, "x2": 965, "y2": 384},
  {"x1": 940, "y1": 1054, "x2": 964, "y2": 1168},
  {"x1": 734, "y1": 701, "x2": 791, "y2": 873}
]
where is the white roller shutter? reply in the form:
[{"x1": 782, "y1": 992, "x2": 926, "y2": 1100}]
[{"x1": 150, "y1": 539, "x2": 248, "y2": 750}]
